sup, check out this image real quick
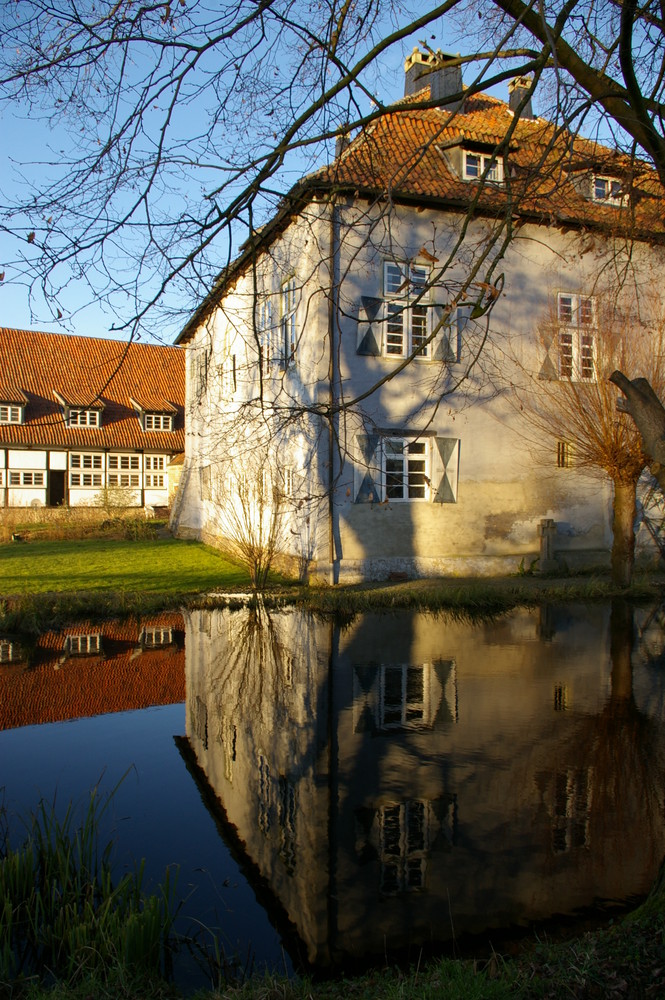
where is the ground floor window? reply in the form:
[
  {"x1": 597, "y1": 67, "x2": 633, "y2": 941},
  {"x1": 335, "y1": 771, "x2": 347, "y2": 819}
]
[
  {"x1": 385, "y1": 439, "x2": 428, "y2": 500},
  {"x1": 355, "y1": 433, "x2": 460, "y2": 505},
  {"x1": 8, "y1": 471, "x2": 44, "y2": 486},
  {"x1": 70, "y1": 453, "x2": 103, "y2": 488}
]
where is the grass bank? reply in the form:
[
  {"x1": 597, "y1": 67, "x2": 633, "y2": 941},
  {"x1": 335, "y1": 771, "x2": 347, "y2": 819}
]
[{"x1": 1, "y1": 537, "x2": 664, "y2": 633}]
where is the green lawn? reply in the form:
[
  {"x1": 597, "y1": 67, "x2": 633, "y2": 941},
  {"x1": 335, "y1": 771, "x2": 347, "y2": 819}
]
[{"x1": 0, "y1": 537, "x2": 251, "y2": 596}]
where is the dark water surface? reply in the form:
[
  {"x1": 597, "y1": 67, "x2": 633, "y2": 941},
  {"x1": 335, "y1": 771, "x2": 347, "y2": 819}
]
[{"x1": 2, "y1": 601, "x2": 665, "y2": 986}]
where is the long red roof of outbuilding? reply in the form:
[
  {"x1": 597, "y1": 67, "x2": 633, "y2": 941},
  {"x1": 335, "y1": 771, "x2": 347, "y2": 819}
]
[{"x1": 0, "y1": 328, "x2": 185, "y2": 452}]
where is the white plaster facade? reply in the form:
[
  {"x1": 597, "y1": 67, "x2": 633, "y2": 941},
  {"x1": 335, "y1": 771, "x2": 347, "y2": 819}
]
[{"x1": 173, "y1": 71, "x2": 665, "y2": 582}]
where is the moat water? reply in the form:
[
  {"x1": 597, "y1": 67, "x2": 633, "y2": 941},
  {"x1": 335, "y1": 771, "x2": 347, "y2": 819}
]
[{"x1": 2, "y1": 600, "x2": 665, "y2": 988}]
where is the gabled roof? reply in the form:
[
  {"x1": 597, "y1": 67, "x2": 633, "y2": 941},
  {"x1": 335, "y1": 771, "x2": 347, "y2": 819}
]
[
  {"x1": 177, "y1": 84, "x2": 664, "y2": 345},
  {"x1": 324, "y1": 89, "x2": 663, "y2": 233},
  {"x1": 0, "y1": 328, "x2": 185, "y2": 452}
]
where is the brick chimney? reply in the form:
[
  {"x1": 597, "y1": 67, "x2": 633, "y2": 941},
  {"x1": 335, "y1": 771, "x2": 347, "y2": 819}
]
[
  {"x1": 508, "y1": 75, "x2": 535, "y2": 119},
  {"x1": 404, "y1": 47, "x2": 463, "y2": 111}
]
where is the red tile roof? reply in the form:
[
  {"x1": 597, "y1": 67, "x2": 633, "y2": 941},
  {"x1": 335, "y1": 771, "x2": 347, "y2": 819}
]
[
  {"x1": 178, "y1": 85, "x2": 664, "y2": 344},
  {"x1": 0, "y1": 328, "x2": 185, "y2": 452},
  {"x1": 324, "y1": 89, "x2": 664, "y2": 237},
  {"x1": 0, "y1": 614, "x2": 185, "y2": 730}
]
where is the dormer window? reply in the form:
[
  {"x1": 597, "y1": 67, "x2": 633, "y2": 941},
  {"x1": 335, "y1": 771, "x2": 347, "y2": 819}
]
[
  {"x1": 130, "y1": 397, "x2": 176, "y2": 432},
  {"x1": 0, "y1": 405, "x2": 23, "y2": 424},
  {"x1": 592, "y1": 175, "x2": 624, "y2": 206},
  {"x1": 54, "y1": 391, "x2": 104, "y2": 428},
  {"x1": 464, "y1": 151, "x2": 504, "y2": 184},
  {"x1": 145, "y1": 413, "x2": 172, "y2": 431},
  {"x1": 68, "y1": 408, "x2": 100, "y2": 427}
]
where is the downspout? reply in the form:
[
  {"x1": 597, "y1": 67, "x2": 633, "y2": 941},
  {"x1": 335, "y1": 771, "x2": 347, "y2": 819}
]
[{"x1": 327, "y1": 197, "x2": 340, "y2": 585}]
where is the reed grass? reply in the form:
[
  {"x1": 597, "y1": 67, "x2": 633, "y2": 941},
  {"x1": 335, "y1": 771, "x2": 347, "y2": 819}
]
[{"x1": 0, "y1": 786, "x2": 177, "y2": 990}]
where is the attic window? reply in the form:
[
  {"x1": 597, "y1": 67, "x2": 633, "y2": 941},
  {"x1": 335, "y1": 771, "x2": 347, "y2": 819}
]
[
  {"x1": 464, "y1": 151, "x2": 504, "y2": 184},
  {"x1": 592, "y1": 176, "x2": 624, "y2": 206},
  {"x1": 0, "y1": 405, "x2": 23, "y2": 424},
  {"x1": 68, "y1": 409, "x2": 100, "y2": 428},
  {"x1": 144, "y1": 412, "x2": 173, "y2": 431}
]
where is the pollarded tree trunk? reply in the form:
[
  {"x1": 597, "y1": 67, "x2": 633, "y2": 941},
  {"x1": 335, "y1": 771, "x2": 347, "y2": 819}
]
[{"x1": 611, "y1": 479, "x2": 638, "y2": 587}]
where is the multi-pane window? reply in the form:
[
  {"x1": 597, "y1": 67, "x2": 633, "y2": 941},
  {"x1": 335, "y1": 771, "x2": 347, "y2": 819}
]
[
  {"x1": 380, "y1": 800, "x2": 429, "y2": 894},
  {"x1": 258, "y1": 298, "x2": 275, "y2": 375},
  {"x1": 384, "y1": 261, "x2": 430, "y2": 358},
  {"x1": 142, "y1": 627, "x2": 173, "y2": 647},
  {"x1": 0, "y1": 640, "x2": 14, "y2": 662},
  {"x1": 108, "y1": 453, "x2": 140, "y2": 488},
  {"x1": 557, "y1": 293, "x2": 595, "y2": 381},
  {"x1": 281, "y1": 467, "x2": 294, "y2": 497},
  {"x1": 8, "y1": 470, "x2": 44, "y2": 486},
  {"x1": 70, "y1": 452, "x2": 103, "y2": 487},
  {"x1": 0, "y1": 405, "x2": 22, "y2": 424},
  {"x1": 380, "y1": 664, "x2": 425, "y2": 728},
  {"x1": 385, "y1": 438, "x2": 428, "y2": 500},
  {"x1": 592, "y1": 175, "x2": 623, "y2": 206},
  {"x1": 144, "y1": 413, "x2": 172, "y2": 431},
  {"x1": 68, "y1": 409, "x2": 100, "y2": 427},
  {"x1": 281, "y1": 277, "x2": 297, "y2": 367},
  {"x1": 464, "y1": 151, "x2": 504, "y2": 183},
  {"x1": 67, "y1": 633, "x2": 102, "y2": 655},
  {"x1": 145, "y1": 454, "x2": 166, "y2": 488},
  {"x1": 557, "y1": 441, "x2": 572, "y2": 468}
]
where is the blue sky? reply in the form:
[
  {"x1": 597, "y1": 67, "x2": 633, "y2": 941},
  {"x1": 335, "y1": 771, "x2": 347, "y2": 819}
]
[{"x1": 0, "y1": 7, "x2": 532, "y2": 344}]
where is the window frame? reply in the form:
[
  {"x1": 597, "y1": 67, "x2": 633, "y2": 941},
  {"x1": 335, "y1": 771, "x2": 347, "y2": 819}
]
[
  {"x1": 592, "y1": 174, "x2": 624, "y2": 206},
  {"x1": 557, "y1": 293, "x2": 596, "y2": 381},
  {"x1": 67, "y1": 408, "x2": 101, "y2": 428},
  {"x1": 0, "y1": 404, "x2": 23, "y2": 424},
  {"x1": 280, "y1": 276, "x2": 297, "y2": 368},
  {"x1": 383, "y1": 261, "x2": 431, "y2": 359},
  {"x1": 144, "y1": 412, "x2": 173, "y2": 431},
  {"x1": 463, "y1": 150, "x2": 504, "y2": 184},
  {"x1": 383, "y1": 437, "x2": 429, "y2": 502},
  {"x1": 69, "y1": 452, "x2": 104, "y2": 488}
]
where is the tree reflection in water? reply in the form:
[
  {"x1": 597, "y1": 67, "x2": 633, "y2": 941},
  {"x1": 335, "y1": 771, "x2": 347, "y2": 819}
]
[{"x1": 180, "y1": 602, "x2": 665, "y2": 975}]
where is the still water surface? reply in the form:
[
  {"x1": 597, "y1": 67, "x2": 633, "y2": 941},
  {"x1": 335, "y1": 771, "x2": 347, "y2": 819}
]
[{"x1": 2, "y1": 602, "x2": 665, "y2": 985}]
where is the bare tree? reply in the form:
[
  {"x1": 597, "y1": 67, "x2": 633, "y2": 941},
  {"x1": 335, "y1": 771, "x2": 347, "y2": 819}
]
[
  {"x1": 2, "y1": 1, "x2": 664, "y2": 342},
  {"x1": 512, "y1": 287, "x2": 665, "y2": 586}
]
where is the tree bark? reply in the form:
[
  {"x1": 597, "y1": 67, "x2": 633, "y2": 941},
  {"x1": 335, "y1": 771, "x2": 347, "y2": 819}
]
[{"x1": 611, "y1": 479, "x2": 637, "y2": 587}]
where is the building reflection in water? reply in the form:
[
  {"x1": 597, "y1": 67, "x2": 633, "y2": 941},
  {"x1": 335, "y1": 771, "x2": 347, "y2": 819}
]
[{"x1": 180, "y1": 601, "x2": 665, "y2": 972}]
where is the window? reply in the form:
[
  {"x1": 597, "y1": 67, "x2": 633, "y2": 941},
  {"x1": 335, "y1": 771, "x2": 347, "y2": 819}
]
[
  {"x1": 380, "y1": 664, "x2": 425, "y2": 729},
  {"x1": 592, "y1": 175, "x2": 623, "y2": 206},
  {"x1": 385, "y1": 438, "x2": 428, "y2": 500},
  {"x1": 70, "y1": 452, "x2": 103, "y2": 488},
  {"x1": 464, "y1": 150, "x2": 504, "y2": 183},
  {"x1": 557, "y1": 441, "x2": 573, "y2": 468},
  {"x1": 109, "y1": 473, "x2": 140, "y2": 487},
  {"x1": 258, "y1": 298, "x2": 275, "y2": 375},
  {"x1": 144, "y1": 413, "x2": 172, "y2": 431},
  {"x1": 380, "y1": 800, "x2": 429, "y2": 894},
  {"x1": 281, "y1": 467, "x2": 294, "y2": 497},
  {"x1": 383, "y1": 261, "x2": 431, "y2": 358},
  {"x1": 281, "y1": 277, "x2": 297, "y2": 367},
  {"x1": 67, "y1": 633, "x2": 102, "y2": 655},
  {"x1": 0, "y1": 640, "x2": 14, "y2": 662},
  {"x1": 0, "y1": 405, "x2": 22, "y2": 424},
  {"x1": 142, "y1": 627, "x2": 173, "y2": 647},
  {"x1": 557, "y1": 293, "x2": 595, "y2": 380},
  {"x1": 68, "y1": 409, "x2": 100, "y2": 427},
  {"x1": 8, "y1": 470, "x2": 44, "y2": 487},
  {"x1": 145, "y1": 455, "x2": 166, "y2": 489}
]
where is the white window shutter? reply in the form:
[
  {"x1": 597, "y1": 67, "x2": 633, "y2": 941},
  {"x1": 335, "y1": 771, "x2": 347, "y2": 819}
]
[
  {"x1": 354, "y1": 434, "x2": 382, "y2": 503},
  {"x1": 432, "y1": 438, "x2": 460, "y2": 503}
]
